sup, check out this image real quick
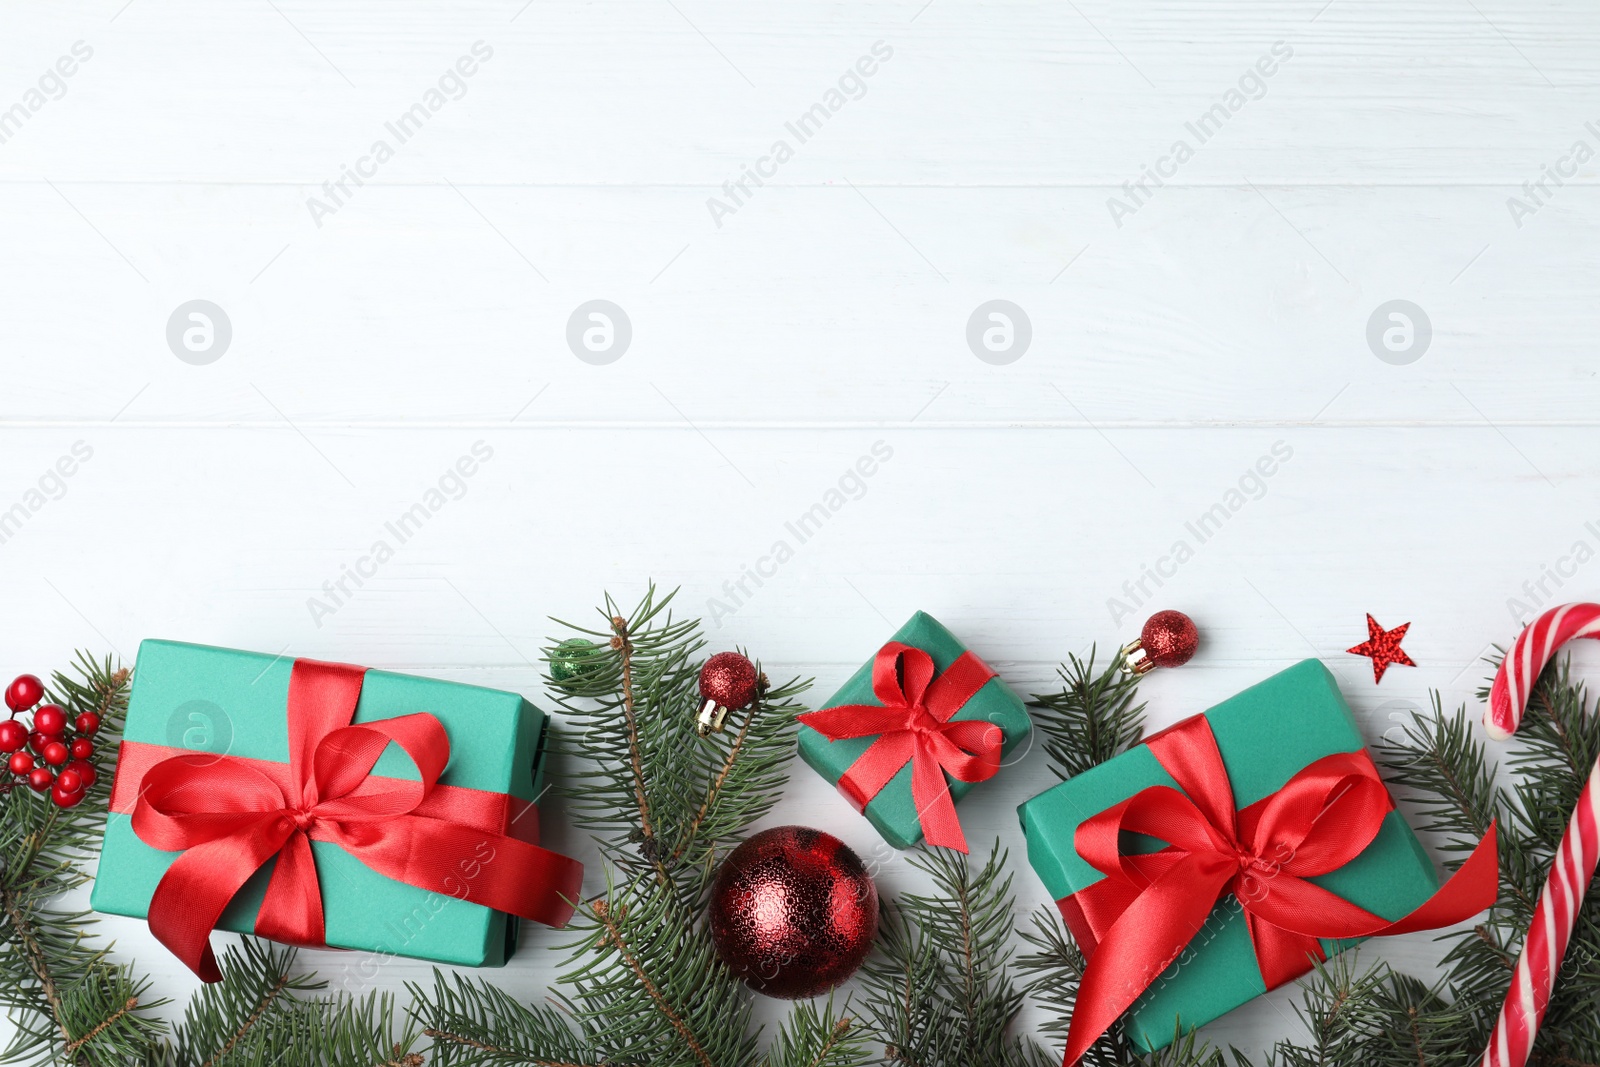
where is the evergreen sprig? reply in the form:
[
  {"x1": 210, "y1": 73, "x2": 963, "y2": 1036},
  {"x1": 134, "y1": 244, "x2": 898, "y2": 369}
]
[
  {"x1": 858, "y1": 845, "x2": 1051, "y2": 1067},
  {"x1": 544, "y1": 585, "x2": 807, "y2": 905},
  {"x1": 0, "y1": 653, "x2": 165, "y2": 1067},
  {"x1": 1029, "y1": 649, "x2": 1147, "y2": 780}
]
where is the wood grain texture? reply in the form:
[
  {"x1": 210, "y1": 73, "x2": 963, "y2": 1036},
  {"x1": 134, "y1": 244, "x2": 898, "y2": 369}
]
[{"x1": 2, "y1": 0, "x2": 1594, "y2": 1056}]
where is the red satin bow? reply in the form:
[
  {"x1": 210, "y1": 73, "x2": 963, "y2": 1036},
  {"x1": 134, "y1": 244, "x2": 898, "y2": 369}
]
[
  {"x1": 1057, "y1": 716, "x2": 1498, "y2": 1066},
  {"x1": 124, "y1": 659, "x2": 583, "y2": 981},
  {"x1": 798, "y1": 642, "x2": 1003, "y2": 852}
]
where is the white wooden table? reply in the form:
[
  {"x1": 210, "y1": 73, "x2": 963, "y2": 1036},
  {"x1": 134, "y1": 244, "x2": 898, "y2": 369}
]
[{"x1": 3, "y1": 0, "x2": 1595, "y2": 1055}]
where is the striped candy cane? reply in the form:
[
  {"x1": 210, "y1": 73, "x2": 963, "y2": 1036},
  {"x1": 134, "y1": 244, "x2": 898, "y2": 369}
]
[{"x1": 1482, "y1": 602, "x2": 1600, "y2": 1067}]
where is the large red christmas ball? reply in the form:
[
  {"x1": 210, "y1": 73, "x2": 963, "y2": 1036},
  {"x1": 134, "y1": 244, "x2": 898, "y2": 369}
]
[{"x1": 708, "y1": 825, "x2": 877, "y2": 999}]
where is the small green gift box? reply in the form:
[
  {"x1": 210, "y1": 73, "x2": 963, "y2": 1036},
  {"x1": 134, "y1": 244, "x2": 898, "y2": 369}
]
[
  {"x1": 797, "y1": 611, "x2": 1032, "y2": 852},
  {"x1": 91, "y1": 639, "x2": 579, "y2": 972},
  {"x1": 1018, "y1": 660, "x2": 1487, "y2": 1056}
]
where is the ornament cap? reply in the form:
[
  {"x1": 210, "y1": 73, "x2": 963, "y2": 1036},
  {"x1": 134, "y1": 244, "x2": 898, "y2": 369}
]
[
  {"x1": 696, "y1": 698, "x2": 730, "y2": 736},
  {"x1": 1119, "y1": 638, "x2": 1156, "y2": 675}
]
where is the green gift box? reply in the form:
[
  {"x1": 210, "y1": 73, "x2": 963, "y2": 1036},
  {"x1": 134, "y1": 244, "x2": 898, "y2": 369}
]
[
  {"x1": 91, "y1": 639, "x2": 564, "y2": 969},
  {"x1": 797, "y1": 611, "x2": 1032, "y2": 850},
  {"x1": 1018, "y1": 660, "x2": 1444, "y2": 1052}
]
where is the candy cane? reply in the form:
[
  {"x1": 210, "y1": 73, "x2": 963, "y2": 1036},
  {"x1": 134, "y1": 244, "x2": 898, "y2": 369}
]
[{"x1": 1482, "y1": 602, "x2": 1600, "y2": 1067}]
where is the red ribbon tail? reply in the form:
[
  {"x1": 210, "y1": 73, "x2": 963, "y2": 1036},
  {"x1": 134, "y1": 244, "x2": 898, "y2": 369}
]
[
  {"x1": 147, "y1": 823, "x2": 294, "y2": 982},
  {"x1": 332, "y1": 816, "x2": 585, "y2": 929},
  {"x1": 255, "y1": 830, "x2": 328, "y2": 949},
  {"x1": 1060, "y1": 855, "x2": 1236, "y2": 1066},
  {"x1": 910, "y1": 738, "x2": 968, "y2": 852},
  {"x1": 1375, "y1": 819, "x2": 1500, "y2": 937}
]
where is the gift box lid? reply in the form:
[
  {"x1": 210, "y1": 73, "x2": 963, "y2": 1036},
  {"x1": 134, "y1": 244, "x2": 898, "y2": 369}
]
[{"x1": 90, "y1": 639, "x2": 553, "y2": 969}]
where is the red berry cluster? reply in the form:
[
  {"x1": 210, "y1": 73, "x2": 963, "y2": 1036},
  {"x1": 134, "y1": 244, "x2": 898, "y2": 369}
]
[{"x1": 2, "y1": 673, "x2": 100, "y2": 807}]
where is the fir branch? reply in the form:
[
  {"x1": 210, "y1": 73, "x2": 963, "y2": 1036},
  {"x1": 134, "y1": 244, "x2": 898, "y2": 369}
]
[
  {"x1": 165, "y1": 939, "x2": 326, "y2": 1067},
  {"x1": 859, "y1": 843, "x2": 1049, "y2": 1067},
  {"x1": 590, "y1": 896, "x2": 714, "y2": 1067},
  {"x1": 0, "y1": 882, "x2": 74, "y2": 1049},
  {"x1": 0, "y1": 652, "x2": 166, "y2": 1067},
  {"x1": 1030, "y1": 648, "x2": 1147, "y2": 780},
  {"x1": 675, "y1": 686, "x2": 761, "y2": 862},
  {"x1": 763, "y1": 998, "x2": 871, "y2": 1067},
  {"x1": 611, "y1": 608, "x2": 657, "y2": 850},
  {"x1": 549, "y1": 585, "x2": 809, "y2": 902},
  {"x1": 410, "y1": 971, "x2": 598, "y2": 1067}
]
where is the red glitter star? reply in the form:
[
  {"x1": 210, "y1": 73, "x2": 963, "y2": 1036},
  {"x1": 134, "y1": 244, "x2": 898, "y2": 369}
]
[{"x1": 1346, "y1": 614, "x2": 1416, "y2": 683}]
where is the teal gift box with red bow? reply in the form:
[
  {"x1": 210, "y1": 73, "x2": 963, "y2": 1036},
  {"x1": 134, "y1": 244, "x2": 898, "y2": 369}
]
[
  {"x1": 90, "y1": 640, "x2": 584, "y2": 980},
  {"x1": 797, "y1": 611, "x2": 1032, "y2": 852},
  {"x1": 1018, "y1": 660, "x2": 1498, "y2": 1063}
]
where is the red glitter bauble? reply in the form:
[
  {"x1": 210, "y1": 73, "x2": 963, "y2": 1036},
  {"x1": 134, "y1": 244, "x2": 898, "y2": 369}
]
[
  {"x1": 699, "y1": 652, "x2": 760, "y2": 710},
  {"x1": 708, "y1": 825, "x2": 878, "y2": 999},
  {"x1": 1142, "y1": 610, "x2": 1198, "y2": 668}
]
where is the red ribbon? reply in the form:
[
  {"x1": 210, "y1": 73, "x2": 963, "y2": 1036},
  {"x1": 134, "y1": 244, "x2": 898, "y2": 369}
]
[
  {"x1": 798, "y1": 642, "x2": 1004, "y2": 852},
  {"x1": 1056, "y1": 715, "x2": 1498, "y2": 1066},
  {"x1": 114, "y1": 659, "x2": 584, "y2": 981}
]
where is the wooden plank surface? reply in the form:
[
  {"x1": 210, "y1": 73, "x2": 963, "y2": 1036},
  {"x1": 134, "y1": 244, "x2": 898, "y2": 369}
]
[{"x1": 4, "y1": 0, "x2": 1596, "y2": 1055}]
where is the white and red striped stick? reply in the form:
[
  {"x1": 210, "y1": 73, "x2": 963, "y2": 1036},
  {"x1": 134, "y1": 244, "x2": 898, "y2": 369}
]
[{"x1": 1482, "y1": 602, "x2": 1600, "y2": 1067}]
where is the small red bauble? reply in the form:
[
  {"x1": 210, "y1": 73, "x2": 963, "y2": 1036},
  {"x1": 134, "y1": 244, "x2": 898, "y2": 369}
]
[
  {"x1": 55, "y1": 768, "x2": 83, "y2": 795},
  {"x1": 66, "y1": 759, "x2": 97, "y2": 789},
  {"x1": 697, "y1": 652, "x2": 761, "y2": 736},
  {"x1": 8, "y1": 751, "x2": 34, "y2": 776},
  {"x1": 75, "y1": 711, "x2": 102, "y2": 735},
  {"x1": 5, "y1": 674, "x2": 44, "y2": 712},
  {"x1": 1121, "y1": 610, "x2": 1199, "y2": 674},
  {"x1": 40, "y1": 741, "x2": 68, "y2": 766},
  {"x1": 52, "y1": 782, "x2": 85, "y2": 807},
  {"x1": 33, "y1": 704, "x2": 67, "y2": 736},
  {"x1": 0, "y1": 719, "x2": 26, "y2": 752},
  {"x1": 70, "y1": 737, "x2": 94, "y2": 760},
  {"x1": 708, "y1": 825, "x2": 878, "y2": 999},
  {"x1": 27, "y1": 767, "x2": 53, "y2": 792}
]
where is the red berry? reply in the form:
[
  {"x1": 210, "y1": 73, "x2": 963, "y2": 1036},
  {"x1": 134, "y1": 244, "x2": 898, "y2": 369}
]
[
  {"x1": 5, "y1": 674, "x2": 44, "y2": 712},
  {"x1": 51, "y1": 782, "x2": 84, "y2": 807},
  {"x1": 8, "y1": 751, "x2": 34, "y2": 775},
  {"x1": 27, "y1": 767, "x2": 53, "y2": 791},
  {"x1": 33, "y1": 705, "x2": 66, "y2": 736},
  {"x1": 70, "y1": 737, "x2": 94, "y2": 760},
  {"x1": 0, "y1": 720, "x2": 26, "y2": 752},
  {"x1": 74, "y1": 711, "x2": 101, "y2": 736},
  {"x1": 28, "y1": 732, "x2": 49, "y2": 754},
  {"x1": 55, "y1": 768, "x2": 83, "y2": 794},
  {"x1": 65, "y1": 759, "x2": 97, "y2": 788},
  {"x1": 40, "y1": 741, "x2": 68, "y2": 766}
]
